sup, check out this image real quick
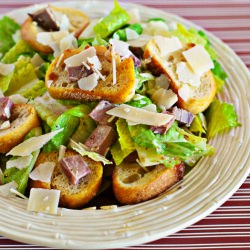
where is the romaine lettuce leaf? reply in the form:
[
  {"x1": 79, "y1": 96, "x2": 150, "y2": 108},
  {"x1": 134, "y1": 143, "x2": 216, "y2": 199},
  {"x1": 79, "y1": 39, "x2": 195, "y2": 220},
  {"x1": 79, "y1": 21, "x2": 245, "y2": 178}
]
[
  {"x1": 111, "y1": 118, "x2": 135, "y2": 166},
  {"x1": 4, "y1": 57, "x2": 38, "y2": 95},
  {"x1": 20, "y1": 80, "x2": 46, "y2": 99},
  {"x1": 93, "y1": 0, "x2": 130, "y2": 38},
  {"x1": 205, "y1": 99, "x2": 241, "y2": 139},
  {"x1": 3, "y1": 127, "x2": 42, "y2": 194},
  {"x1": 0, "y1": 16, "x2": 20, "y2": 59},
  {"x1": 2, "y1": 39, "x2": 35, "y2": 64}
]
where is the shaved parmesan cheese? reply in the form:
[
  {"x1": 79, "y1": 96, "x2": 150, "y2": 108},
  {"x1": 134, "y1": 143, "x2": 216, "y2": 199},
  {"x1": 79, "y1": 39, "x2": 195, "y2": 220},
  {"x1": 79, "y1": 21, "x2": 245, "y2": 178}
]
[
  {"x1": 9, "y1": 94, "x2": 28, "y2": 104},
  {"x1": 110, "y1": 39, "x2": 131, "y2": 58},
  {"x1": 176, "y1": 61, "x2": 201, "y2": 86},
  {"x1": 151, "y1": 88, "x2": 178, "y2": 110},
  {"x1": 0, "y1": 120, "x2": 10, "y2": 130},
  {"x1": 58, "y1": 145, "x2": 67, "y2": 161},
  {"x1": 10, "y1": 188, "x2": 28, "y2": 199},
  {"x1": 87, "y1": 56, "x2": 102, "y2": 70},
  {"x1": 155, "y1": 74, "x2": 170, "y2": 89},
  {"x1": 59, "y1": 33, "x2": 77, "y2": 53},
  {"x1": 6, "y1": 155, "x2": 33, "y2": 170},
  {"x1": 183, "y1": 44, "x2": 214, "y2": 75},
  {"x1": 7, "y1": 128, "x2": 64, "y2": 156},
  {"x1": 106, "y1": 104, "x2": 174, "y2": 126},
  {"x1": 125, "y1": 28, "x2": 140, "y2": 40},
  {"x1": 27, "y1": 188, "x2": 60, "y2": 215},
  {"x1": 127, "y1": 34, "x2": 151, "y2": 47},
  {"x1": 111, "y1": 48, "x2": 117, "y2": 85},
  {"x1": 29, "y1": 162, "x2": 55, "y2": 183},
  {"x1": 78, "y1": 73, "x2": 99, "y2": 91},
  {"x1": 56, "y1": 53, "x2": 64, "y2": 68},
  {"x1": 178, "y1": 84, "x2": 193, "y2": 101},
  {"x1": 58, "y1": 14, "x2": 70, "y2": 31},
  {"x1": 143, "y1": 21, "x2": 170, "y2": 37},
  {"x1": 0, "y1": 181, "x2": 18, "y2": 197},
  {"x1": 64, "y1": 47, "x2": 96, "y2": 67},
  {"x1": 142, "y1": 104, "x2": 157, "y2": 112},
  {"x1": 37, "y1": 30, "x2": 69, "y2": 45},
  {"x1": 79, "y1": 19, "x2": 99, "y2": 39},
  {"x1": 30, "y1": 53, "x2": 44, "y2": 68},
  {"x1": 0, "y1": 62, "x2": 15, "y2": 76},
  {"x1": 153, "y1": 36, "x2": 182, "y2": 58}
]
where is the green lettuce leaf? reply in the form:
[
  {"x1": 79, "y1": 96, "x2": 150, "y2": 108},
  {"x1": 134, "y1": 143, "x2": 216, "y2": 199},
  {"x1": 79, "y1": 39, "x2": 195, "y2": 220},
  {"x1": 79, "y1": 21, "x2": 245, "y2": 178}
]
[
  {"x1": 93, "y1": 0, "x2": 130, "y2": 38},
  {"x1": 205, "y1": 99, "x2": 241, "y2": 139},
  {"x1": 113, "y1": 23, "x2": 143, "y2": 41},
  {"x1": 190, "y1": 113, "x2": 207, "y2": 136},
  {"x1": 4, "y1": 57, "x2": 38, "y2": 95},
  {"x1": 126, "y1": 94, "x2": 152, "y2": 108},
  {"x1": 2, "y1": 39, "x2": 35, "y2": 64},
  {"x1": 211, "y1": 60, "x2": 228, "y2": 91},
  {"x1": 111, "y1": 118, "x2": 135, "y2": 166},
  {"x1": 3, "y1": 127, "x2": 42, "y2": 194},
  {"x1": 0, "y1": 71, "x2": 14, "y2": 93},
  {"x1": 130, "y1": 123, "x2": 214, "y2": 162},
  {"x1": 20, "y1": 80, "x2": 46, "y2": 99},
  {"x1": 0, "y1": 16, "x2": 20, "y2": 59}
]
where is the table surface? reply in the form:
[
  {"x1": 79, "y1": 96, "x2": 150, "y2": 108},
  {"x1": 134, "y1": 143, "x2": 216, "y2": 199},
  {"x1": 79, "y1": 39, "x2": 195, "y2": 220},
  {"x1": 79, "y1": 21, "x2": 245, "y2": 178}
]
[{"x1": 0, "y1": 0, "x2": 250, "y2": 249}]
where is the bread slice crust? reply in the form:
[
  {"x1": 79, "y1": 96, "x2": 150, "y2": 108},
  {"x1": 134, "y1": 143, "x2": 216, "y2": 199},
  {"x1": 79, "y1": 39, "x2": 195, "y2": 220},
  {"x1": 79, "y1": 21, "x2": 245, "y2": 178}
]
[
  {"x1": 0, "y1": 104, "x2": 40, "y2": 153},
  {"x1": 29, "y1": 149, "x2": 103, "y2": 209},
  {"x1": 144, "y1": 39, "x2": 217, "y2": 114},
  {"x1": 45, "y1": 47, "x2": 136, "y2": 103},
  {"x1": 112, "y1": 162, "x2": 185, "y2": 204},
  {"x1": 21, "y1": 5, "x2": 89, "y2": 54}
]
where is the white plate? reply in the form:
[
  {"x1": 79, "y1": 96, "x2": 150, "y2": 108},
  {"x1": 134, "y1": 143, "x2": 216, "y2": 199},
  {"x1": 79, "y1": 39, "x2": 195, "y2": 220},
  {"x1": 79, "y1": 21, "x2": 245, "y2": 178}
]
[{"x1": 1, "y1": 1, "x2": 250, "y2": 249}]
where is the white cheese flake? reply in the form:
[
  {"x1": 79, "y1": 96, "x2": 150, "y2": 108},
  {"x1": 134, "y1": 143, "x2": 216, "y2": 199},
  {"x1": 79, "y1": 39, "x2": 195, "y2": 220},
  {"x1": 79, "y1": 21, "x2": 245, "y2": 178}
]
[
  {"x1": 78, "y1": 73, "x2": 99, "y2": 91},
  {"x1": 9, "y1": 94, "x2": 28, "y2": 104},
  {"x1": 110, "y1": 39, "x2": 132, "y2": 58},
  {"x1": 30, "y1": 53, "x2": 44, "y2": 68},
  {"x1": 151, "y1": 88, "x2": 178, "y2": 110},
  {"x1": 27, "y1": 188, "x2": 60, "y2": 215},
  {"x1": 0, "y1": 181, "x2": 18, "y2": 197},
  {"x1": 64, "y1": 47, "x2": 96, "y2": 67},
  {"x1": 125, "y1": 28, "x2": 140, "y2": 40},
  {"x1": 56, "y1": 53, "x2": 65, "y2": 68},
  {"x1": 106, "y1": 104, "x2": 174, "y2": 126},
  {"x1": 111, "y1": 48, "x2": 117, "y2": 85},
  {"x1": 155, "y1": 74, "x2": 170, "y2": 89},
  {"x1": 87, "y1": 56, "x2": 102, "y2": 70},
  {"x1": 182, "y1": 44, "x2": 214, "y2": 75},
  {"x1": 29, "y1": 162, "x2": 56, "y2": 183},
  {"x1": 143, "y1": 21, "x2": 170, "y2": 37},
  {"x1": 0, "y1": 120, "x2": 10, "y2": 130},
  {"x1": 127, "y1": 8, "x2": 141, "y2": 24},
  {"x1": 176, "y1": 61, "x2": 201, "y2": 86},
  {"x1": 153, "y1": 36, "x2": 183, "y2": 58},
  {"x1": 6, "y1": 155, "x2": 33, "y2": 170},
  {"x1": 7, "y1": 128, "x2": 64, "y2": 156},
  {"x1": 0, "y1": 62, "x2": 15, "y2": 76}
]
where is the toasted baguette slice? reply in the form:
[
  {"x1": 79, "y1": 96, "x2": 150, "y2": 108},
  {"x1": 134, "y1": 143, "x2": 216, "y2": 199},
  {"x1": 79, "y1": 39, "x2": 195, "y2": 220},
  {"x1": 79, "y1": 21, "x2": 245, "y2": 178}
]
[
  {"x1": 0, "y1": 104, "x2": 40, "y2": 153},
  {"x1": 112, "y1": 162, "x2": 185, "y2": 204},
  {"x1": 21, "y1": 5, "x2": 89, "y2": 54},
  {"x1": 144, "y1": 39, "x2": 217, "y2": 114},
  {"x1": 45, "y1": 47, "x2": 136, "y2": 103},
  {"x1": 29, "y1": 149, "x2": 103, "y2": 209}
]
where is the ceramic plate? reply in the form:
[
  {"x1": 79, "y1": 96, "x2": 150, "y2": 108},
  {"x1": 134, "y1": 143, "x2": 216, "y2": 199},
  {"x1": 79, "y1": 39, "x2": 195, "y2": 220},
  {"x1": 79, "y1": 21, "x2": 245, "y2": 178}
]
[{"x1": 0, "y1": 1, "x2": 249, "y2": 249}]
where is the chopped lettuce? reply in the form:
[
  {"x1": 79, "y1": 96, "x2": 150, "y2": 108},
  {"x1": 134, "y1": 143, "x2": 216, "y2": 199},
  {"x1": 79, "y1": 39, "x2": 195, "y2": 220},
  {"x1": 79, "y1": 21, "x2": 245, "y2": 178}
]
[
  {"x1": 93, "y1": 0, "x2": 130, "y2": 38},
  {"x1": 126, "y1": 94, "x2": 152, "y2": 108},
  {"x1": 3, "y1": 127, "x2": 42, "y2": 194},
  {"x1": 1, "y1": 39, "x2": 35, "y2": 64},
  {"x1": 211, "y1": 60, "x2": 228, "y2": 91},
  {"x1": 190, "y1": 113, "x2": 207, "y2": 136},
  {"x1": 3, "y1": 57, "x2": 38, "y2": 95},
  {"x1": 43, "y1": 105, "x2": 91, "y2": 152},
  {"x1": 147, "y1": 17, "x2": 167, "y2": 23},
  {"x1": 0, "y1": 16, "x2": 20, "y2": 59},
  {"x1": 205, "y1": 99, "x2": 241, "y2": 139},
  {"x1": 113, "y1": 23, "x2": 143, "y2": 41},
  {"x1": 92, "y1": 35, "x2": 108, "y2": 46},
  {"x1": 0, "y1": 71, "x2": 14, "y2": 93},
  {"x1": 20, "y1": 80, "x2": 46, "y2": 99},
  {"x1": 135, "y1": 68, "x2": 155, "y2": 91},
  {"x1": 129, "y1": 123, "x2": 214, "y2": 166},
  {"x1": 111, "y1": 118, "x2": 135, "y2": 166}
]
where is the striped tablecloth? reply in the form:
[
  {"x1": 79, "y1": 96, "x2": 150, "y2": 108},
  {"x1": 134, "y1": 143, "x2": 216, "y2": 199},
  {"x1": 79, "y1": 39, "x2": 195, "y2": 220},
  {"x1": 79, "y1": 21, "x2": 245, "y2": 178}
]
[{"x1": 0, "y1": 0, "x2": 250, "y2": 249}]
